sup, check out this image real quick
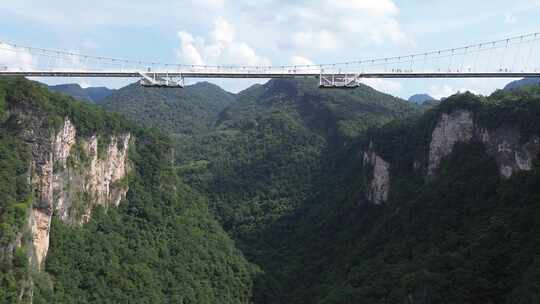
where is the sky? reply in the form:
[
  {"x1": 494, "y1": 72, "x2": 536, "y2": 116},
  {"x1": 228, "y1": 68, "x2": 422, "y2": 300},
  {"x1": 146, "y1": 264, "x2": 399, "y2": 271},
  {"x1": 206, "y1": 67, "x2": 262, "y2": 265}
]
[{"x1": 1, "y1": 0, "x2": 540, "y2": 99}]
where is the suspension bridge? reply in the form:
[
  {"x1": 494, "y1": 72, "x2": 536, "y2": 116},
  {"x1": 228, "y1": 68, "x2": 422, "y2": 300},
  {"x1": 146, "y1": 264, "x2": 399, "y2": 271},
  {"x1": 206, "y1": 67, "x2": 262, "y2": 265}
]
[{"x1": 1, "y1": 32, "x2": 540, "y2": 88}]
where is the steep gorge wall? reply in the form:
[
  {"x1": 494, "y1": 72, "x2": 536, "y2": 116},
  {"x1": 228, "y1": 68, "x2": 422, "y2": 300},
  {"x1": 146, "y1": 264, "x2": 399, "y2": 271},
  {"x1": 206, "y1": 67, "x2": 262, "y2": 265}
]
[
  {"x1": 427, "y1": 110, "x2": 474, "y2": 176},
  {"x1": 21, "y1": 116, "x2": 130, "y2": 269},
  {"x1": 363, "y1": 142, "x2": 390, "y2": 205},
  {"x1": 363, "y1": 108, "x2": 540, "y2": 205},
  {"x1": 428, "y1": 109, "x2": 540, "y2": 178}
]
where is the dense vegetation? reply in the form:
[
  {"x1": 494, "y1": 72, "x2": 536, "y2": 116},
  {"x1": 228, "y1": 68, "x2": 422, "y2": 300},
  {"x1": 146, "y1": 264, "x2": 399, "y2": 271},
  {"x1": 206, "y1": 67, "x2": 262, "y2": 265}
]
[
  {"x1": 97, "y1": 78, "x2": 425, "y2": 302},
  {"x1": 261, "y1": 140, "x2": 540, "y2": 303},
  {"x1": 243, "y1": 87, "x2": 540, "y2": 303},
  {"x1": 102, "y1": 78, "x2": 419, "y2": 249},
  {"x1": 0, "y1": 76, "x2": 132, "y2": 303},
  {"x1": 155, "y1": 79, "x2": 422, "y2": 302},
  {"x1": 0, "y1": 125, "x2": 31, "y2": 302},
  {"x1": 101, "y1": 81, "x2": 235, "y2": 135},
  {"x1": 166, "y1": 80, "x2": 419, "y2": 272},
  {"x1": 35, "y1": 129, "x2": 256, "y2": 303},
  {"x1": 47, "y1": 83, "x2": 115, "y2": 103},
  {"x1": 114, "y1": 77, "x2": 540, "y2": 302},
  {"x1": 0, "y1": 77, "x2": 256, "y2": 303},
  {"x1": 4, "y1": 74, "x2": 540, "y2": 303},
  {"x1": 217, "y1": 79, "x2": 418, "y2": 141},
  {"x1": 504, "y1": 77, "x2": 540, "y2": 91},
  {"x1": 3, "y1": 77, "x2": 130, "y2": 137}
]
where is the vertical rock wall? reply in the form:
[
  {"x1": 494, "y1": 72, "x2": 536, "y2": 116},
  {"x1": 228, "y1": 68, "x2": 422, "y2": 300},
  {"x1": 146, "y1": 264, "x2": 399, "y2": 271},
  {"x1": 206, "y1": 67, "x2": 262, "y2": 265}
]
[
  {"x1": 363, "y1": 142, "x2": 391, "y2": 205},
  {"x1": 362, "y1": 108, "x2": 540, "y2": 206},
  {"x1": 428, "y1": 111, "x2": 474, "y2": 176},
  {"x1": 427, "y1": 110, "x2": 540, "y2": 178},
  {"x1": 28, "y1": 118, "x2": 130, "y2": 269}
]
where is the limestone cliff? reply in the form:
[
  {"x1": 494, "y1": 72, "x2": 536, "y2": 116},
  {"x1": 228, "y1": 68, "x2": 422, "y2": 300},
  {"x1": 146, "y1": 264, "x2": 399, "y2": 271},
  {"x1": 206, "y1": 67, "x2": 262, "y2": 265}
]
[
  {"x1": 362, "y1": 107, "x2": 540, "y2": 205},
  {"x1": 428, "y1": 110, "x2": 474, "y2": 176},
  {"x1": 363, "y1": 142, "x2": 391, "y2": 205},
  {"x1": 428, "y1": 109, "x2": 540, "y2": 178},
  {"x1": 23, "y1": 117, "x2": 130, "y2": 269}
]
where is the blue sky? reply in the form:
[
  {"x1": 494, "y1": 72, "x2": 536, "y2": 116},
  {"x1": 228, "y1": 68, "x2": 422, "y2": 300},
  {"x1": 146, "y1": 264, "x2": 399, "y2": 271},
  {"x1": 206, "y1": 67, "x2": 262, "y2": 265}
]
[{"x1": 1, "y1": 0, "x2": 540, "y2": 99}]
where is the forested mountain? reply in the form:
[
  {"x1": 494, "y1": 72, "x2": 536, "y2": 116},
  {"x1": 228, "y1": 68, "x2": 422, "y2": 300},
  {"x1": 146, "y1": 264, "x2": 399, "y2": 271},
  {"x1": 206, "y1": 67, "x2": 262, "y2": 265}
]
[
  {"x1": 248, "y1": 86, "x2": 540, "y2": 303},
  {"x1": 3, "y1": 75, "x2": 540, "y2": 304},
  {"x1": 504, "y1": 77, "x2": 540, "y2": 90},
  {"x1": 219, "y1": 79, "x2": 418, "y2": 139},
  {"x1": 132, "y1": 78, "x2": 540, "y2": 303},
  {"x1": 174, "y1": 79, "x2": 420, "y2": 244},
  {"x1": 0, "y1": 77, "x2": 255, "y2": 303},
  {"x1": 87, "y1": 77, "x2": 423, "y2": 302},
  {"x1": 408, "y1": 93, "x2": 436, "y2": 104},
  {"x1": 47, "y1": 83, "x2": 115, "y2": 103},
  {"x1": 101, "y1": 81, "x2": 235, "y2": 135}
]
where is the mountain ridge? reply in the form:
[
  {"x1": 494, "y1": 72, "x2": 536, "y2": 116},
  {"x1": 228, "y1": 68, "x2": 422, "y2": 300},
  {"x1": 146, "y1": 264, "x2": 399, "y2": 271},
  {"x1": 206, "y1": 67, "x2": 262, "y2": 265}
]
[
  {"x1": 409, "y1": 93, "x2": 436, "y2": 104},
  {"x1": 5, "y1": 76, "x2": 540, "y2": 303},
  {"x1": 504, "y1": 77, "x2": 540, "y2": 90},
  {"x1": 0, "y1": 76, "x2": 256, "y2": 303},
  {"x1": 47, "y1": 83, "x2": 115, "y2": 103},
  {"x1": 101, "y1": 81, "x2": 235, "y2": 135}
]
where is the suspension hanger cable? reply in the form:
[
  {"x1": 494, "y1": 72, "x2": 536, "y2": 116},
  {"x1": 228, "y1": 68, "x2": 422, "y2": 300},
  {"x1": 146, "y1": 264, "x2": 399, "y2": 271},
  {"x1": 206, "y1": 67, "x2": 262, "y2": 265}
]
[{"x1": 1, "y1": 32, "x2": 540, "y2": 71}]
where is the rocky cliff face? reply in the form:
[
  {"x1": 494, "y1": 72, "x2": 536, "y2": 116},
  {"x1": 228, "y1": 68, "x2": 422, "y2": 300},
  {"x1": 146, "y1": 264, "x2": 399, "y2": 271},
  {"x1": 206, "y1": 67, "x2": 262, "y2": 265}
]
[
  {"x1": 428, "y1": 109, "x2": 540, "y2": 178},
  {"x1": 428, "y1": 110, "x2": 474, "y2": 176},
  {"x1": 362, "y1": 108, "x2": 540, "y2": 206},
  {"x1": 20, "y1": 116, "x2": 130, "y2": 269},
  {"x1": 363, "y1": 142, "x2": 390, "y2": 205},
  {"x1": 477, "y1": 126, "x2": 540, "y2": 178}
]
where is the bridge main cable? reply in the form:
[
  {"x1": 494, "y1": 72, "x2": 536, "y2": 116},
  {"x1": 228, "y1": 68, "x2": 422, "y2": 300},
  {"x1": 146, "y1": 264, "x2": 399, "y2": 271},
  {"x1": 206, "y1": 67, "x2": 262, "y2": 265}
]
[{"x1": 0, "y1": 31, "x2": 539, "y2": 87}]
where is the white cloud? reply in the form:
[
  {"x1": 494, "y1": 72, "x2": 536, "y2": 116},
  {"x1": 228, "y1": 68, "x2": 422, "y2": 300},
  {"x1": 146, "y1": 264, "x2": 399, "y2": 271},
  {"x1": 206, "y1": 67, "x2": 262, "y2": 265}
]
[
  {"x1": 211, "y1": 17, "x2": 235, "y2": 44},
  {"x1": 81, "y1": 38, "x2": 100, "y2": 51},
  {"x1": 291, "y1": 30, "x2": 340, "y2": 51},
  {"x1": 289, "y1": 55, "x2": 315, "y2": 66},
  {"x1": 177, "y1": 31, "x2": 205, "y2": 66},
  {"x1": 289, "y1": 55, "x2": 322, "y2": 73},
  {"x1": 78, "y1": 80, "x2": 92, "y2": 88},
  {"x1": 504, "y1": 14, "x2": 517, "y2": 24},
  {"x1": 3, "y1": 0, "x2": 410, "y2": 68},
  {"x1": 278, "y1": 0, "x2": 409, "y2": 54},
  {"x1": 331, "y1": 0, "x2": 399, "y2": 15},
  {"x1": 227, "y1": 42, "x2": 270, "y2": 66},
  {"x1": 0, "y1": 43, "x2": 131, "y2": 89},
  {"x1": 428, "y1": 85, "x2": 458, "y2": 99},
  {"x1": 362, "y1": 78, "x2": 402, "y2": 95},
  {"x1": 176, "y1": 17, "x2": 271, "y2": 67},
  {"x1": 198, "y1": 0, "x2": 226, "y2": 10},
  {"x1": 428, "y1": 84, "x2": 476, "y2": 99},
  {"x1": 0, "y1": 43, "x2": 33, "y2": 70}
]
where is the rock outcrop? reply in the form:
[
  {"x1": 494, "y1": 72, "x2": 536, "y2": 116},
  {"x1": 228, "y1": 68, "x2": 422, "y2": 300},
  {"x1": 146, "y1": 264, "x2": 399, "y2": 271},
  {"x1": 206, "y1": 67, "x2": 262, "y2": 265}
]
[
  {"x1": 477, "y1": 127, "x2": 540, "y2": 178},
  {"x1": 365, "y1": 108, "x2": 540, "y2": 206},
  {"x1": 428, "y1": 110, "x2": 474, "y2": 176},
  {"x1": 428, "y1": 109, "x2": 540, "y2": 178},
  {"x1": 25, "y1": 118, "x2": 130, "y2": 269},
  {"x1": 363, "y1": 143, "x2": 391, "y2": 205}
]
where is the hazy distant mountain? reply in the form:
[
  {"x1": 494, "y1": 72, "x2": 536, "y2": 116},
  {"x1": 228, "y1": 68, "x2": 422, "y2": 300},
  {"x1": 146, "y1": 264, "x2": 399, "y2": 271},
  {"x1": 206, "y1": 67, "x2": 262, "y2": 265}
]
[
  {"x1": 504, "y1": 77, "x2": 540, "y2": 90},
  {"x1": 408, "y1": 93, "x2": 436, "y2": 104},
  {"x1": 48, "y1": 83, "x2": 115, "y2": 103}
]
